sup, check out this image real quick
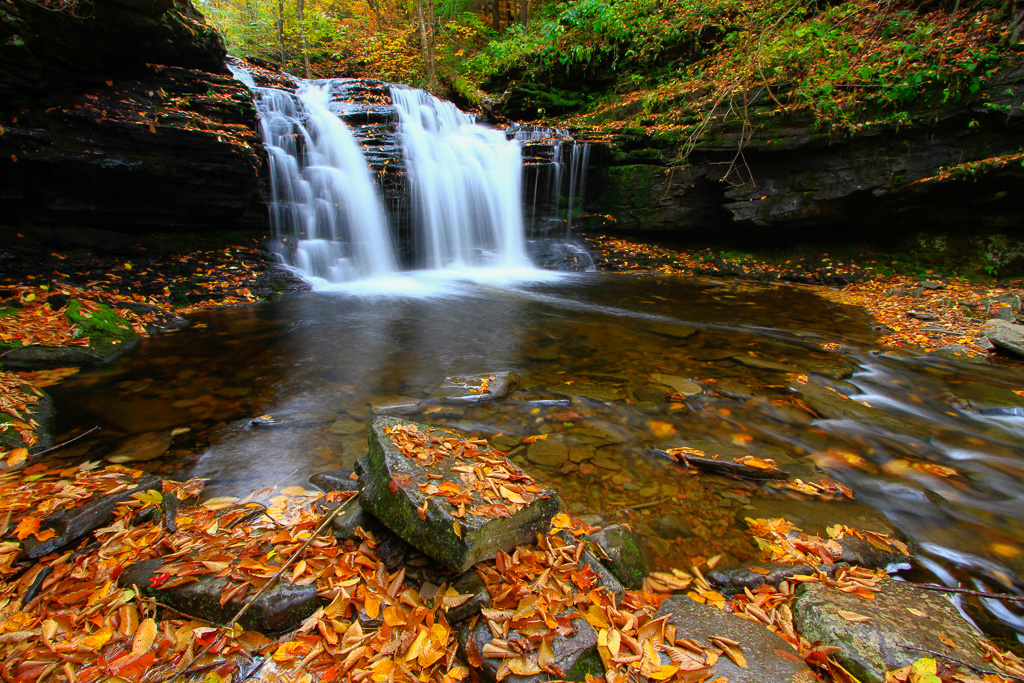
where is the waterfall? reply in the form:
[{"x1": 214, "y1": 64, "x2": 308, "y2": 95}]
[
  {"x1": 389, "y1": 86, "x2": 530, "y2": 271},
  {"x1": 512, "y1": 126, "x2": 591, "y2": 237},
  {"x1": 235, "y1": 71, "x2": 397, "y2": 284}
]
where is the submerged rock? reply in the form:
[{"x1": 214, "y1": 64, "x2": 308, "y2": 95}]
[
  {"x1": 119, "y1": 558, "x2": 320, "y2": 633},
  {"x1": 20, "y1": 473, "x2": 163, "y2": 559},
  {"x1": 793, "y1": 579, "x2": 991, "y2": 683},
  {"x1": 655, "y1": 595, "x2": 815, "y2": 683},
  {"x1": 308, "y1": 468, "x2": 360, "y2": 493},
  {"x1": 358, "y1": 417, "x2": 559, "y2": 572},
  {"x1": 430, "y1": 372, "x2": 520, "y2": 403}
]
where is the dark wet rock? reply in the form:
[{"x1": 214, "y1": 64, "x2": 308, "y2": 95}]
[
  {"x1": 908, "y1": 310, "x2": 938, "y2": 321},
  {"x1": 736, "y1": 356, "x2": 801, "y2": 373},
  {"x1": 648, "y1": 373, "x2": 703, "y2": 396},
  {"x1": 527, "y1": 239, "x2": 596, "y2": 272},
  {"x1": 0, "y1": 337, "x2": 141, "y2": 369},
  {"x1": 106, "y1": 431, "x2": 172, "y2": 464},
  {"x1": 308, "y1": 468, "x2": 359, "y2": 493},
  {"x1": 121, "y1": 302, "x2": 190, "y2": 334},
  {"x1": 691, "y1": 348, "x2": 738, "y2": 361},
  {"x1": 713, "y1": 379, "x2": 756, "y2": 399},
  {"x1": 954, "y1": 381, "x2": 1024, "y2": 412},
  {"x1": 561, "y1": 383, "x2": 621, "y2": 402},
  {"x1": 649, "y1": 513, "x2": 695, "y2": 539},
  {"x1": 20, "y1": 474, "x2": 162, "y2": 559},
  {"x1": 250, "y1": 415, "x2": 279, "y2": 427},
  {"x1": 798, "y1": 357, "x2": 856, "y2": 380},
  {"x1": 921, "y1": 281, "x2": 946, "y2": 291},
  {"x1": 656, "y1": 595, "x2": 815, "y2": 683},
  {"x1": 644, "y1": 322, "x2": 698, "y2": 339},
  {"x1": 657, "y1": 449, "x2": 791, "y2": 481},
  {"x1": 251, "y1": 265, "x2": 312, "y2": 298},
  {"x1": 328, "y1": 497, "x2": 384, "y2": 541},
  {"x1": 359, "y1": 417, "x2": 559, "y2": 572},
  {"x1": 930, "y1": 345, "x2": 975, "y2": 360},
  {"x1": 328, "y1": 417, "x2": 366, "y2": 436},
  {"x1": 983, "y1": 319, "x2": 1024, "y2": 359},
  {"x1": 709, "y1": 563, "x2": 849, "y2": 594},
  {"x1": 743, "y1": 497, "x2": 903, "y2": 541},
  {"x1": 119, "y1": 558, "x2": 319, "y2": 633},
  {"x1": 793, "y1": 579, "x2": 991, "y2": 683},
  {"x1": 0, "y1": 391, "x2": 55, "y2": 453},
  {"x1": 790, "y1": 381, "x2": 930, "y2": 440},
  {"x1": 430, "y1": 372, "x2": 520, "y2": 403},
  {"x1": 585, "y1": 524, "x2": 648, "y2": 590},
  {"x1": 836, "y1": 536, "x2": 912, "y2": 569},
  {"x1": 446, "y1": 570, "x2": 492, "y2": 624},
  {"x1": 369, "y1": 395, "x2": 423, "y2": 414},
  {"x1": 459, "y1": 615, "x2": 597, "y2": 683},
  {"x1": 526, "y1": 436, "x2": 570, "y2": 467}
]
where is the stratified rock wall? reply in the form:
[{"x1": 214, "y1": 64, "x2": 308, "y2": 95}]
[
  {"x1": 0, "y1": 0, "x2": 268, "y2": 247},
  {"x1": 584, "y1": 64, "x2": 1024, "y2": 239}
]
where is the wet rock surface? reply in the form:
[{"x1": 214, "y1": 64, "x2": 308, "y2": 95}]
[
  {"x1": 20, "y1": 473, "x2": 162, "y2": 559},
  {"x1": 459, "y1": 616, "x2": 597, "y2": 683},
  {"x1": 430, "y1": 372, "x2": 520, "y2": 403},
  {"x1": 655, "y1": 595, "x2": 815, "y2": 683},
  {"x1": 119, "y1": 558, "x2": 320, "y2": 633},
  {"x1": 584, "y1": 523, "x2": 648, "y2": 590},
  {"x1": 358, "y1": 417, "x2": 560, "y2": 572},
  {"x1": 793, "y1": 579, "x2": 991, "y2": 683},
  {"x1": 983, "y1": 319, "x2": 1024, "y2": 359}
]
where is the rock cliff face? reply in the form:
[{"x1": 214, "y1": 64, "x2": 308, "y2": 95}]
[
  {"x1": 583, "y1": 64, "x2": 1024, "y2": 241},
  {"x1": 0, "y1": 0, "x2": 267, "y2": 252}
]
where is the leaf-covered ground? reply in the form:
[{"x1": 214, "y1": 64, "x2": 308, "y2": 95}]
[
  {"x1": 584, "y1": 233, "x2": 1024, "y2": 357},
  {"x1": 3, "y1": 430, "x2": 1023, "y2": 683}
]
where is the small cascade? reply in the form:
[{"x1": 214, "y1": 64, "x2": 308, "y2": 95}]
[
  {"x1": 512, "y1": 126, "x2": 591, "y2": 238},
  {"x1": 233, "y1": 68, "x2": 397, "y2": 284},
  {"x1": 390, "y1": 86, "x2": 530, "y2": 271}
]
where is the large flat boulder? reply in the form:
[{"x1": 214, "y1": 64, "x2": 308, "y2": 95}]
[
  {"x1": 793, "y1": 579, "x2": 991, "y2": 683},
  {"x1": 655, "y1": 595, "x2": 815, "y2": 683},
  {"x1": 358, "y1": 417, "x2": 559, "y2": 572}
]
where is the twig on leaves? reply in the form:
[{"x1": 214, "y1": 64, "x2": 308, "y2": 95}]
[
  {"x1": 898, "y1": 643, "x2": 1024, "y2": 681},
  {"x1": 27, "y1": 425, "x2": 102, "y2": 459},
  {"x1": 156, "y1": 494, "x2": 356, "y2": 683},
  {"x1": 912, "y1": 583, "x2": 1024, "y2": 603}
]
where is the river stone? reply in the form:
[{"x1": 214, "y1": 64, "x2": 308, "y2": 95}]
[
  {"x1": 359, "y1": 417, "x2": 559, "y2": 572},
  {"x1": 585, "y1": 524, "x2": 648, "y2": 590},
  {"x1": 655, "y1": 595, "x2": 814, "y2": 683},
  {"x1": 328, "y1": 417, "x2": 365, "y2": 435},
  {"x1": 446, "y1": 570, "x2": 492, "y2": 624},
  {"x1": 430, "y1": 372, "x2": 520, "y2": 402},
  {"x1": 793, "y1": 579, "x2": 990, "y2": 683},
  {"x1": 714, "y1": 379, "x2": 756, "y2": 399},
  {"x1": 798, "y1": 357, "x2": 856, "y2": 380},
  {"x1": 19, "y1": 473, "x2": 163, "y2": 559},
  {"x1": 982, "y1": 319, "x2": 1024, "y2": 359},
  {"x1": 691, "y1": 348, "x2": 738, "y2": 361},
  {"x1": 106, "y1": 431, "x2": 172, "y2": 464},
  {"x1": 648, "y1": 373, "x2": 703, "y2": 397},
  {"x1": 460, "y1": 616, "x2": 597, "y2": 683},
  {"x1": 790, "y1": 381, "x2": 930, "y2": 441},
  {"x1": 369, "y1": 396, "x2": 423, "y2": 414},
  {"x1": 736, "y1": 356, "x2": 802, "y2": 373},
  {"x1": 563, "y1": 383, "x2": 620, "y2": 402},
  {"x1": 644, "y1": 322, "x2": 698, "y2": 339},
  {"x1": 708, "y1": 563, "x2": 848, "y2": 595},
  {"x1": 650, "y1": 513, "x2": 695, "y2": 539},
  {"x1": 329, "y1": 497, "x2": 385, "y2": 541},
  {"x1": 119, "y1": 558, "x2": 320, "y2": 633},
  {"x1": 308, "y1": 468, "x2": 360, "y2": 492},
  {"x1": 0, "y1": 391, "x2": 55, "y2": 453},
  {"x1": 527, "y1": 437, "x2": 570, "y2": 467}
]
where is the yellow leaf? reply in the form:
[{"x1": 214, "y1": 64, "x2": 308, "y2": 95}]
[
  {"x1": 837, "y1": 610, "x2": 872, "y2": 623},
  {"x1": 131, "y1": 618, "x2": 157, "y2": 656},
  {"x1": 650, "y1": 664, "x2": 679, "y2": 680},
  {"x1": 80, "y1": 626, "x2": 113, "y2": 650}
]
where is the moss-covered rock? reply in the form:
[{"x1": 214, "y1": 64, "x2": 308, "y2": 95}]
[
  {"x1": 358, "y1": 417, "x2": 559, "y2": 573},
  {"x1": 584, "y1": 524, "x2": 648, "y2": 590}
]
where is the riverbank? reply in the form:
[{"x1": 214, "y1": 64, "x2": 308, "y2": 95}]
[
  {"x1": 3, "y1": 419, "x2": 1024, "y2": 683},
  {"x1": 584, "y1": 233, "x2": 1024, "y2": 359}
]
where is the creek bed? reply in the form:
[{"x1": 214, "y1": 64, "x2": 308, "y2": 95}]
[{"x1": 47, "y1": 272, "x2": 1024, "y2": 647}]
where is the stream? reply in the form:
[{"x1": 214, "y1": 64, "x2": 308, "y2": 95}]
[{"x1": 47, "y1": 272, "x2": 1024, "y2": 646}]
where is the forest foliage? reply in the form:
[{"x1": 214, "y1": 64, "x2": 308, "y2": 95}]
[{"x1": 200, "y1": 0, "x2": 1023, "y2": 130}]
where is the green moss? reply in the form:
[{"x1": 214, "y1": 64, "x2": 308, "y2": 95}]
[
  {"x1": 564, "y1": 649, "x2": 604, "y2": 681},
  {"x1": 65, "y1": 299, "x2": 139, "y2": 358}
]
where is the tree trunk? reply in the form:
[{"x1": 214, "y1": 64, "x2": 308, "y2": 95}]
[
  {"x1": 296, "y1": 0, "x2": 311, "y2": 77},
  {"x1": 274, "y1": 0, "x2": 287, "y2": 67},
  {"x1": 415, "y1": 0, "x2": 439, "y2": 91},
  {"x1": 365, "y1": 0, "x2": 384, "y2": 26},
  {"x1": 491, "y1": 0, "x2": 500, "y2": 32},
  {"x1": 519, "y1": 0, "x2": 529, "y2": 27}
]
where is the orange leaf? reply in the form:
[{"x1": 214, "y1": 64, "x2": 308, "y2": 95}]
[{"x1": 14, "y1": 516, "x2": 40, "y2": 541}]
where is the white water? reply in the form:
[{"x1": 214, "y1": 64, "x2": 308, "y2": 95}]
[
  {"x1": 390, "y1": 86, "x2": 531, "y2": 271},
  {"x1": 512, "y1": 126, "x2": 591, "y2": 235},
  {"x1": 236, "y1": 73, "x2": 397, "y2": 284}
]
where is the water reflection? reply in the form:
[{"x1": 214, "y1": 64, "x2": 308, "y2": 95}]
[{"x1": 49, "y1": 274, "x2": 1024, "y2": 644}]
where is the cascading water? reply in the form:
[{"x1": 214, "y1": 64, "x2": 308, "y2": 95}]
[
  {"x1": 233, "y1": 69, "x2": 397, "y2": 285},
  {"x1": 389, "y1": 86, "x2": 531, "y2": 271},
  {"x1": 512, "y1": 126, "x2": 591, "y2": 237}
]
